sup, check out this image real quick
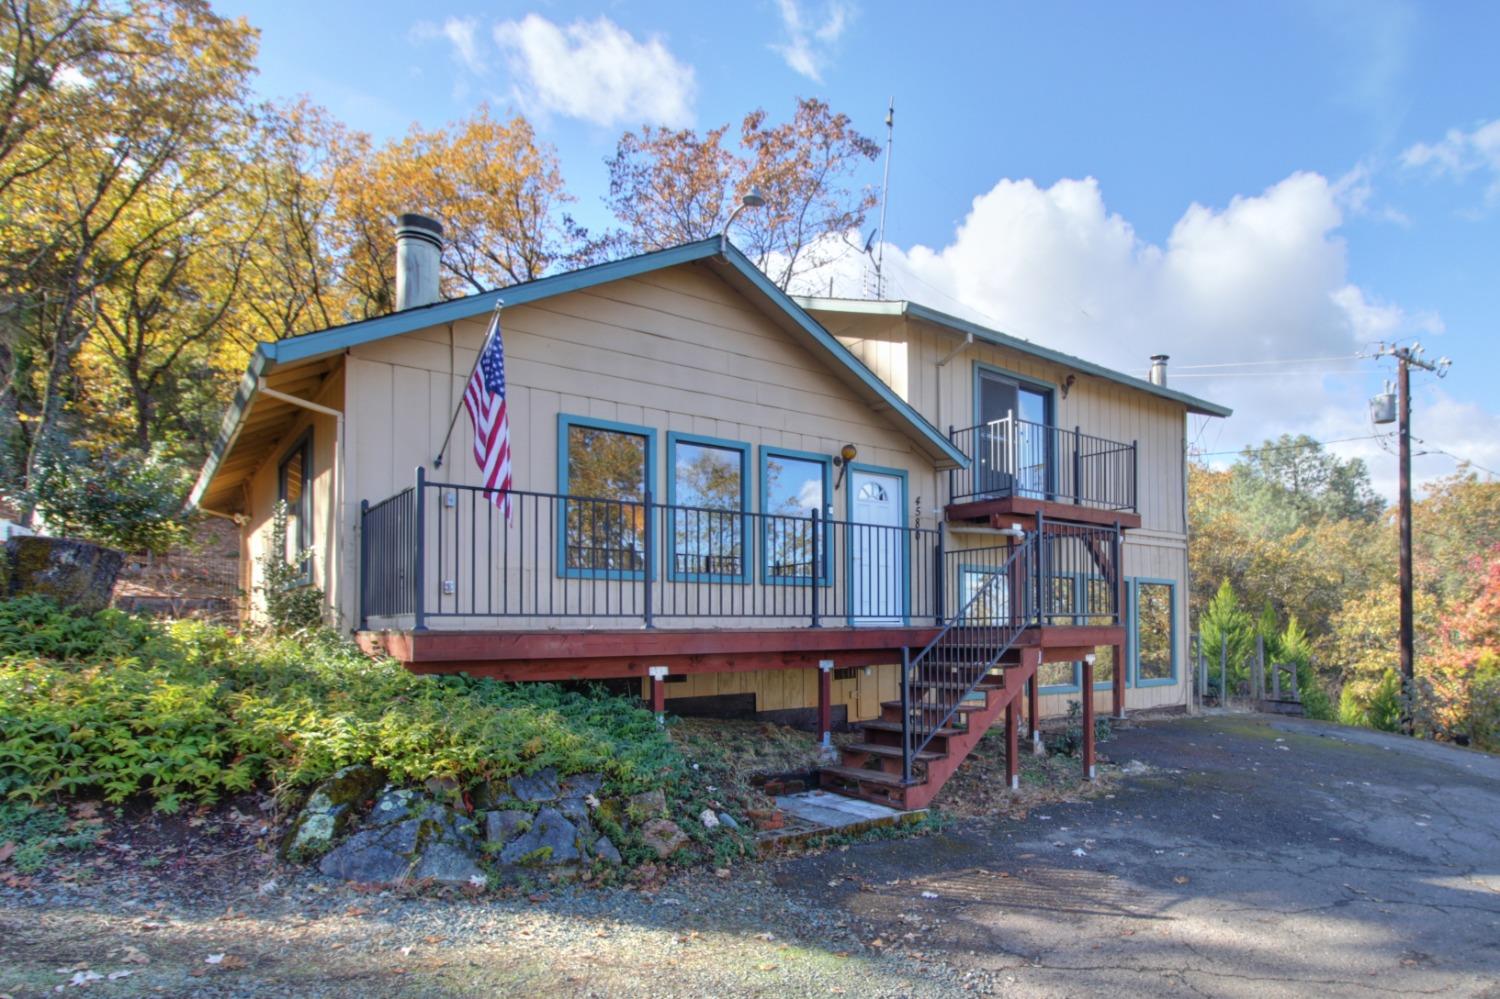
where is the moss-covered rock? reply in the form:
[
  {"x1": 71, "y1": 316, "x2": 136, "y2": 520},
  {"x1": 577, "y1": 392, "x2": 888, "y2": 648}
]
[
  {"x1": 281, "y1": 764, "x2": 385, "y2": 860},
  {"x1": 4, "y1": 535, "x2": 124, "y2": 613}
]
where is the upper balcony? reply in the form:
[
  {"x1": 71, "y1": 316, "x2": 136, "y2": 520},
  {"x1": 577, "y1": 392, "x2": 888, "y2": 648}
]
[{"x1": 947, "y1": 417, "x2": 1141, "y2": 529}]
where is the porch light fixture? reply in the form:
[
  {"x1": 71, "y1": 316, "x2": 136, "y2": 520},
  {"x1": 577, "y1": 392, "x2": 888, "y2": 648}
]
[
  {"x1": 832, "y1": 443, "x2": 858, "y2": 489},
  {"x1": 1084, "y1": 653, "x2": 1097, "y2": 665}
]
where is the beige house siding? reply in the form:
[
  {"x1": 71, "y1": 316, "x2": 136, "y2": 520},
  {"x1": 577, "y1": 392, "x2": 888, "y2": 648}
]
[
  {"x1": 341, "y1": 264, "x2": 944, "y2": 633},
  {"x1": 818, "y1": 307, "x2": 1195, "y2": 715},
  {"x1": 240, "y1": 367, "x2": 345, "y2": 626},
  {"x1": 228, "y1": 268, "x2": 1202, "y2": 723}
]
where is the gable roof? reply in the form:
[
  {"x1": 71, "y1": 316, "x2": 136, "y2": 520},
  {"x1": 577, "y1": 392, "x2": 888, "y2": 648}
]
[
  {"x1": 795, "y1": 297, "x2": 1233, "y2": 418},
  {"x1": 190, "y1": 239, "x2": 969, "y2": 510}
]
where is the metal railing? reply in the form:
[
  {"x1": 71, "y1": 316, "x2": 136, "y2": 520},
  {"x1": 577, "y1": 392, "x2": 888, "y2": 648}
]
[
  {"x1": 359, "y1": 469, "x2": 946, "y2": 630},
  {"x1": 902, "y1": 534, "x2": 1037, "y2": 782},
  {"x1": 948, "y1": 416, "x2": 1137, "y2": 512},
  {"x1": 905, "y1": 514, "x2": 1123, "y2": 780},
  {"x1": 359, "y1": 486, "x2": 417, "y2": 620}
]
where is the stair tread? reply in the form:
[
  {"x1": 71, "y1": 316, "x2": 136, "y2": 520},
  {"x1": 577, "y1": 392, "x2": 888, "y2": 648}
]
[
  {"x1": 844, "y1": 742, "x2": 945, "y2": 761},
  {"x1": 820, "y1": 765, "x2": 909, "y2": 787},
  {"x1": 859, "y1": 719, "x2": 964, "y2": 737},
  {"x1": 883, "y1": 699, "x2": 988, "y2": 713},
  {"x1": 909, "y1": 680, "x2": 1005, "y2": 692}
]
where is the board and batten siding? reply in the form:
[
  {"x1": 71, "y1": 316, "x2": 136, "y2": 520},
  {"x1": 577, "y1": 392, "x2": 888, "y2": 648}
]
[
  {"x1": 820, "y1": 308, "x2": 1195, "y2": 715},
  {"x1": 343, "y1": 262, "x2": 945, "y2": 640}
]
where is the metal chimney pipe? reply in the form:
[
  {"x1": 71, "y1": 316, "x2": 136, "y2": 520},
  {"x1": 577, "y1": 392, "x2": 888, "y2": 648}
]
[
  {"x1": 394, "y1": 213, "x2": 443, "y2": 311},
  {"x1": 1149, "y1": 354, "x2": 1169, "y2": 387}
]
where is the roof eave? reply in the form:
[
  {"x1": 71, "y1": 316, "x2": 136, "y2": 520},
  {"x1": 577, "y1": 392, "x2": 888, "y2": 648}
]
[
  {"x1": 187, "y1": 346, "x2": 272, "y2": 511},
  {"x1": 798, "y1": 297, "x2": 1233, "y2": 419}
]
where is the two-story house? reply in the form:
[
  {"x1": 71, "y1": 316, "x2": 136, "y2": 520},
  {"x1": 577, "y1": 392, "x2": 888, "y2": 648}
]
[{"x1": 191, "y1": 217, "x2": 1229, "y2": 808}]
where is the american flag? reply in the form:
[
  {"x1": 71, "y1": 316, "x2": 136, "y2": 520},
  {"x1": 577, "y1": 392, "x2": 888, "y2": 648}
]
[{"x1": 463, "y1": 309, "x2": 513, "y2": 519}]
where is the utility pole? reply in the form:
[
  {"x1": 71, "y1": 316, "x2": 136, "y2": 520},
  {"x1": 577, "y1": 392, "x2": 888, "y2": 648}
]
[{"x1": 1372, "y1": 343, "x2": 1450, "y2": 736}]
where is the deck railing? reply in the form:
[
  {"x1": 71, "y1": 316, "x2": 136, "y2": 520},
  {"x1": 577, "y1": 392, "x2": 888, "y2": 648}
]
[
  {"x1": 359, "y1": 471, "x2": 1123, "y2": 634},
  {"x1": 948, "y1": 416, "x2": 1137, "y2": 512},
  {"x1": 360, "y1": 469, "x2": 949, "y2": 630}
]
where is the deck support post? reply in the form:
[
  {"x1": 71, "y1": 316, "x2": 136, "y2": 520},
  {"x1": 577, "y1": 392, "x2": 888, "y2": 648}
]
[
  {"x1": 1082, "y1": 654, "x2": 1097, "y2": 781},
  {"x1": 1028, "y1": 651, "x2": 1043, "y2": 755},
  {"x1": 1005, "y1": 697, "x2": 1020, "y2": 790},
  {"x1": 1112, "y1": 642, "x2": 1127, "y2": 720},
  {"x1": 1112, "y1": 519, "x2": 1126, "y2": 720},
  {"x1": 648, "y1": 665, "x2": 668, "y2": 724},
  {"x1": 818, "y1": 659, "x2": 835, "y2": 758}
]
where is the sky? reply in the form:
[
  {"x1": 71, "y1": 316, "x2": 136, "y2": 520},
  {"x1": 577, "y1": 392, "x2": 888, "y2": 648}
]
[{"x1": 218, "y1": 0, "x2": 1500, "y2": 498}]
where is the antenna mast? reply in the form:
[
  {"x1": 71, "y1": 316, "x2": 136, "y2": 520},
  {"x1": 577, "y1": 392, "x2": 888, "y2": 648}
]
[{"x1": 875, "y1": 97, "x2": 894, "y2": 299}]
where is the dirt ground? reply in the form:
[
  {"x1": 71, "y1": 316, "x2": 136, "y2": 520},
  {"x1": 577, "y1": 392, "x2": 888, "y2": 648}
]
[{"x1": 3, "y1": 713, "x2": 1498, "y2": 998}]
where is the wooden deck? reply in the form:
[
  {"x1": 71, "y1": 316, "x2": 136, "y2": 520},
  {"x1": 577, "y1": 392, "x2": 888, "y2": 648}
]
[
  {"x1": 357, "y1": 624, "x2": 1125, "y2": 682},
  {"x1": 945, "y1": 495, "x2": 1142, "y2": 530}
]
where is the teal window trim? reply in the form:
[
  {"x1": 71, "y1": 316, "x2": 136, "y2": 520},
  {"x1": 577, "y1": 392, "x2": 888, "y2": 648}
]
[
  {"x1": 758, "y1": 445, "x2": 833, "y2": 586},
  {"x1": 557, "y1": 413, "x2": 657, "y2": 581},
  {"x1": 972, "y1": 360, "x2": 1058, "y2": 499},
  {"x1": 665, "y1": 432, "x2": 751, "y2": 583},
  {"x1": 1130, "y1": 576, "x2": 1178, "y2": 687},
  {"x1": 277, "y1": 428, "x2": 314, "y2": 586},
  {"x1": 843, "y1": 462, "x2": 910, "y2": 625}
]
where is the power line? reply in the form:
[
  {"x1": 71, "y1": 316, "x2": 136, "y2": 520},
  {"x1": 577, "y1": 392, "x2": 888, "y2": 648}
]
[
  {"x1": 1192, "y1": 433, "x2": 1388, "y2": 458},
  {"x1": 1171, "y1": 368, "x2": 1366, "y2": 379},
  {"x1": 1174, "y1": 354, "x2": 1363, "y2": 370}
]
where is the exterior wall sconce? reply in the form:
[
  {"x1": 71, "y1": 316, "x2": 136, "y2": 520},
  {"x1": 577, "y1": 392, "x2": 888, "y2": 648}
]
[{"x1": 832, "y1": 443, "x2": 858, "y2": 489}]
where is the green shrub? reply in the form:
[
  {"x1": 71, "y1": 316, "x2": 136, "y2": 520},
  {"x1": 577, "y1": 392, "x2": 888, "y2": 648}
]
[
  {"x1": 1337, "y1": 669, "x2": 1404, "y2": 732},
  {"x1": 1044, "y1": 700, "x2": 1112, "y2": 757},
  {"x1": 26, "y1": 444, "x2": 193, "y2": 555},
  {"x1": 255, "y1": 501, "x2": 325, "y2": 632},
  {"x1": 0, "y1": 598, "x2": 683, "y2": 813}
]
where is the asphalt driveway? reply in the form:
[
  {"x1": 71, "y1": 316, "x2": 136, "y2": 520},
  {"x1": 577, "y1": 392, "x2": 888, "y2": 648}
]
[
  {"x1": 3, "y1": 713, "x2": 1498, "y2": 997},
  {"x1": 778, "y1": 712, "x2": 1500, "y2": 997}
]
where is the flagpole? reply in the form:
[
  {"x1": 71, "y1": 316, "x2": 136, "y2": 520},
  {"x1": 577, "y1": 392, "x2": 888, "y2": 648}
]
[{"x1": 433, "y1": 298, "x2": 503, "y2": 469}]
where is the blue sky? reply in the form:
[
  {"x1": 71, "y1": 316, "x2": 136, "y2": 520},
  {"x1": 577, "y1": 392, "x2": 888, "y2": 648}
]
[{"x1": 220, "y1": 0, "x2": 1500, "y2": 495}]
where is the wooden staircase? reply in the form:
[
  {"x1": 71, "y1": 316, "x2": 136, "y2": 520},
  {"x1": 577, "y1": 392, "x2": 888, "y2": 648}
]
[
  {"x1": 820, "y1": 655, "x2": 1037, "y2": 809},
  {"x1": 819, "y1": 533, "x2": 1042, "y2": 811}
]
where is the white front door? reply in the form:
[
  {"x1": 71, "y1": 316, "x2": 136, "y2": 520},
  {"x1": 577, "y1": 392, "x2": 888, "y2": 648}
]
[{"x1": 849, "y1": 468, "x2": 905, "y2": 626}]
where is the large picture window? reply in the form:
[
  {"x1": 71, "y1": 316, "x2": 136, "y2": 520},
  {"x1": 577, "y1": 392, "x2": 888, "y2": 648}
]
[
  {"x1": 760, "y1": 448, "x2": 830, "y2": 582},
  {"x1": 278, "y1": 432, "x2": 313, "y2": 581},
  {"x1": 667, "y1": 434, "x2": 749, "y2": 581},
  {"x1": 558, "y1": 415, "x2": 654, "y2": 577},
  {"x1": 1134, "y1": 579, "x2": 1176, "y2": 684}
]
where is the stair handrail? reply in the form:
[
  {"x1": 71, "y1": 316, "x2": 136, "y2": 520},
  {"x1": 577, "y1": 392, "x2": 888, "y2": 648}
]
[{"x1": 903, "y1": 530, "x2": 1039, "y2": 781}]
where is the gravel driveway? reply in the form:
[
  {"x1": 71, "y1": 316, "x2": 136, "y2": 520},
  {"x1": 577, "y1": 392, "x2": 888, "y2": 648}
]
[{"x1": 3, "y1": 713, "x2": 1498, "y2": 997}]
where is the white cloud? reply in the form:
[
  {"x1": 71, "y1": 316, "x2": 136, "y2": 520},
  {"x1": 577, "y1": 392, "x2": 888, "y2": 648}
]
[
  {"x1": 412, "y1": 17, "x2": 487, "y2": 75},
  {"x1": 771, "y1": 0, "x2": 854, "y2": 81},
  {"x1": 492, "y1": 14, "x2": 695, "y2": 128},
  {"x1": 1402, "y1": 118, "x2": 1500, "y2": 205},
  {"x1": 787, "y1": 170, "x2": 1489, "y2": 497}
]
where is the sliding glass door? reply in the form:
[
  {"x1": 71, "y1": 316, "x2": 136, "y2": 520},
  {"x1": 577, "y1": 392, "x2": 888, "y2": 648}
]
[{"x1": 975, "y1": 368, "x2": 1052, "y2": 499}]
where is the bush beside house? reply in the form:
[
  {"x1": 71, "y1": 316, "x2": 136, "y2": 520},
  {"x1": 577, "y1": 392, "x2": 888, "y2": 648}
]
[{"x1": 0, "y1": 597, "x2": 753, "y2": 883}]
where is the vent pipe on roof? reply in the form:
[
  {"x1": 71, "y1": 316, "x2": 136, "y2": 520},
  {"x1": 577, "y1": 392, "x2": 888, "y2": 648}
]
[
  {"x1": 1149, "y1": 354, "x2": 1169, "y2": 387},
  {"x1": 395, "y1": 213, "x2": 443, "y2": 311}
]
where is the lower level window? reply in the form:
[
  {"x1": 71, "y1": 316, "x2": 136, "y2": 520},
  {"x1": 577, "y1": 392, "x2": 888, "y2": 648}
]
[
  {"x1": 960, "y1": 568, "x2": 1011, "y2": 624},
  {"x1": 1135, "y1": 580, "x2": 1175, "y2": 682}
]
